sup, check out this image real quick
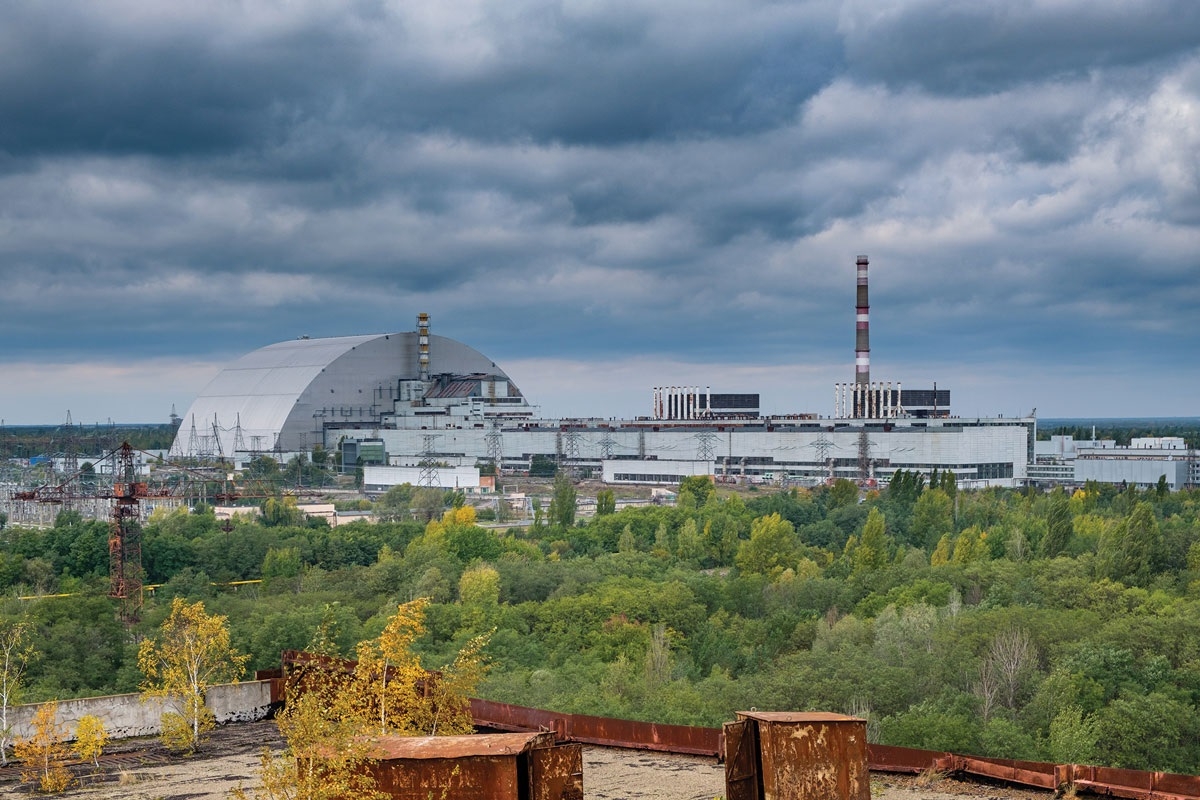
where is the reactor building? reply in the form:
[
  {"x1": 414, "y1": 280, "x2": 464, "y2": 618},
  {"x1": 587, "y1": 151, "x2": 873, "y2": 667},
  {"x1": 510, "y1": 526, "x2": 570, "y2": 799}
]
[{"x1": 171, "y1": 260, "x2": 1037, "y2": 489}]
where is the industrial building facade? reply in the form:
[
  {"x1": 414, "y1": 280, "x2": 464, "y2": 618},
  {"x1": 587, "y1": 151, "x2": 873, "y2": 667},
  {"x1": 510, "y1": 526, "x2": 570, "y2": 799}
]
[
  {"x1": 169, "y1": 313, "x2": 1036, "y2": 489},
  {"x1": 1031, "y1": 436, "x2": 1199, "y2": 490},
  {"x1": 170, "y1": 257, "x2": 1042, "y2": 491},
  {"x1": 335, "y1": 415, "x2": 1033, "y2": 489}
]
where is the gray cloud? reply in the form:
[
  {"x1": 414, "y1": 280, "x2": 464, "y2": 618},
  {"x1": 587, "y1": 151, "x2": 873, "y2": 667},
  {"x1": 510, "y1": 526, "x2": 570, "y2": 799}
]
[{"x1": 0, "y1": 0, "x2": 1197, "y2": 421}]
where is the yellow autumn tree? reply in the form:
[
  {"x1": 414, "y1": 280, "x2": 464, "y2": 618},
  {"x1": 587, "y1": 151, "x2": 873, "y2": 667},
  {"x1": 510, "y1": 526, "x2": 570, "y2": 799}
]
[
  {"x1": 232, "y1": 600, "x2": 492, "y2": 800},
  {"x1": 230, "y1": 674, "x2": 386, "y2": 800},
  {"x1": 73, "y1": 714, "x2": 107, "y2": 769},
  {"x1": 14, "y1": 701, "x2": 71, "y2": 794},
  {"x1": 425, "y1": 628, "x2": 493, "y2": 735},
  {"x1": 340, "y1": 598, "x2": 431, "y2": 736},
  {"x1": 138, "y1": 598, "x2": 250, "y2": 753}
]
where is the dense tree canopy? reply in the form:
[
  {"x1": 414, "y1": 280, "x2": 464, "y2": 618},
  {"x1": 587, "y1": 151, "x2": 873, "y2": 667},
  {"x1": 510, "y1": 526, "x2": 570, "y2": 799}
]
[{"x1": 4, "y1": 472, "x2": 1200, "y2": 773}]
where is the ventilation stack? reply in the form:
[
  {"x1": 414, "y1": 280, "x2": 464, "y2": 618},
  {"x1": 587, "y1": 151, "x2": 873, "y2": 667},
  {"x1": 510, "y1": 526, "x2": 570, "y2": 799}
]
[
  {"x1": 855, "y1": 255, "x2": 870, "y2": 388},
  {"x1": 854, "y1": 255, "x2": 870, "y2": 416},
  {"x1": 417, "y1": 312, "x2": 431, "y2": 382}
]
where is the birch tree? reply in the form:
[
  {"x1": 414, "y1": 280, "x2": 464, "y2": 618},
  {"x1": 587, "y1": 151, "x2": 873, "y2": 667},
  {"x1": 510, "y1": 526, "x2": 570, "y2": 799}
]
[
  {"x1": 138, "y1": 598, "x2": 249, "y2": 753},
  {"x1": 14, "y1": 701, "x2": 71, "y2": 794},
  {"x1": 0, "y1": 617, "x2": 33, "y2": 766}
]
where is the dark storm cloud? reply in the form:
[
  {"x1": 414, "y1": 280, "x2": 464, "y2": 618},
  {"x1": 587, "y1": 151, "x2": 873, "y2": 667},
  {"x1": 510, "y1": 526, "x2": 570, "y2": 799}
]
[
  {"x1": 839, "y1": 0, "x2": 1200, "y2": 95},
  {"x1": 0, "y1": 0, "x2": 1197, "y2": 421},
  {"x1": 0, "y1": 2, "x2": 840, "y2": 159}
]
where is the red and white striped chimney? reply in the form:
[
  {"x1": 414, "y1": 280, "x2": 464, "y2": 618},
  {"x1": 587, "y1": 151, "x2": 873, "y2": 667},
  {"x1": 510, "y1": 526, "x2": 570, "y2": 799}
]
[{"x1": 855, "y1": 255, "x2": 870, "y2": 387}]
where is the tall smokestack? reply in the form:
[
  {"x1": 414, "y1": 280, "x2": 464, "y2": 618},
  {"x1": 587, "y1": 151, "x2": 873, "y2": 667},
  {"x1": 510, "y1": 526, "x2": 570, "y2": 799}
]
[
  {"x1": 855, "y1": 255, "x2": 870, "y2": 387},
  {"x1": 417, "y1": 312, "x2": 431, "y2": 382}
]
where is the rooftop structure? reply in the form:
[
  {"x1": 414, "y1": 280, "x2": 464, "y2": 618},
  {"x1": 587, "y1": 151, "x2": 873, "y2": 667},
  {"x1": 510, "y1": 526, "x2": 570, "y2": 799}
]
[{"x1": 170, "y1": 316, "x2": 531, "y2": 459}]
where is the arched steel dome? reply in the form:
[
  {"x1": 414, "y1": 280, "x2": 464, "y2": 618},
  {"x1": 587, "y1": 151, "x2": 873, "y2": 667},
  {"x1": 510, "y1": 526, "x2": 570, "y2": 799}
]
[{"x1": 170, "y1": 331, "x2": 521, "y2": 457}]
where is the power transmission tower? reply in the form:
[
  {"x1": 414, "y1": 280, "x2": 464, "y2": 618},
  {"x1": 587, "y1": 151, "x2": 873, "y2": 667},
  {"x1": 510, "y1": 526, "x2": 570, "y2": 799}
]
[
  {"x1": 561, "y1": 430, "x2": 582, "y2": 479},
  {"x1": 61, "y1": 411, "x2": 78, "y2": 509},
  {"x1": 811, "y1": 434, "x2": 835, "y2": 483},
  {"x1": 857, "y1": 428, "x2": 872, "y2": 483},
  {"x1": 485, "y1": 424, "x2": 503, "y2": 471},
  {"x1": 419, "y1": 434, "x2": 441, "y2": 489},
  {"x1": 695, "y1": 432, "x2": 718, "y2": 461},
  {"x1": 1187, "y1": 444, "x2": 1197, "y2": 490},
  {"x1": 598, "y1": 434, "x2": 617, "y2": 460},
  {"x1": 233, "y1": 413, "x2": 246, "y2": 453}
]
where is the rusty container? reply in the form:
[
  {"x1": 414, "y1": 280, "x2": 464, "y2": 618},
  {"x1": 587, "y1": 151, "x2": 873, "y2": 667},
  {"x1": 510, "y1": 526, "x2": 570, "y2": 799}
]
[
  {"x1": 724, "y1": 711, "x2": 869, "y2": 800},
  {"x1": 363, "y1": 730, "x2": 582, "y2": 800}
]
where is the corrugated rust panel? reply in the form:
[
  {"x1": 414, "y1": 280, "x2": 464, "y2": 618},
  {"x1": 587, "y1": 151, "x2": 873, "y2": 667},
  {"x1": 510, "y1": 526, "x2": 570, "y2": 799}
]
[
  {"x1": 529, "y1": 743, "x2": 583, "y2": 800},
  {"x1": 369, "y1": 755, "x2": 518, "y2": 800},
  {"x1": 745, "y1": 714, "x2": 869, "y2": 800},
  {"x1": 723, "y1": 719, "x2": 762, "y2": 800}
]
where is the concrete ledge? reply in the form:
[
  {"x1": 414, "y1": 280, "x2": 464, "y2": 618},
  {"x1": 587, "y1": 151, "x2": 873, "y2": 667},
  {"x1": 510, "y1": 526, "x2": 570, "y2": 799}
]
[{"x1": 6, "y1": 680, "x2": 273, "y2": 741}]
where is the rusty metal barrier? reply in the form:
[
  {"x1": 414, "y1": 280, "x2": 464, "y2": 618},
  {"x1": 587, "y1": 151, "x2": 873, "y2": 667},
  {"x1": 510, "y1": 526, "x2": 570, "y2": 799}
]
[
  {"x1": 470, "y1": 698, "x2": 722, "y2": 757},
  {"x1": 468, "y1": 697, "x2": 1200, "y2": 800}
]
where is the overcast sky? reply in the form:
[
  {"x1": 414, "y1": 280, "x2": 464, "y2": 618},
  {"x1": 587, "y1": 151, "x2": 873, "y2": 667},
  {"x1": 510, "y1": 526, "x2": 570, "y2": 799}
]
[{"x1": 1, "y1": 1, "x2": 1198, "y2": 425}]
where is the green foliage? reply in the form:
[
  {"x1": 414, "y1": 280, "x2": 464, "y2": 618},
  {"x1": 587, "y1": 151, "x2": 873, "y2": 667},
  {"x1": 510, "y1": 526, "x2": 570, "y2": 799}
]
[
  {"x1": 827, "y1": 478, "x2": 859, "y2": 510},
  {"x1": 1048, "y1": 705, "x2": 1099, "y2": 764},
  {"x1": 548, "y1": 473, "x2": 577, "y2": 529},
  {"x1": 10, "y1": 481, "x2": 1200, "y2": 773},
  {"x1": 735, "y1": 513, "x2": 799, "y2": 577},
  {"x1": 910, "y1": 489, "x2": 954, "y2": 550}
]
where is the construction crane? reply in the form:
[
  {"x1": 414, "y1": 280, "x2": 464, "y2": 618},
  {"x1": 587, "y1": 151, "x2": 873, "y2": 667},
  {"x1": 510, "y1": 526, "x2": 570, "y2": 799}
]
[
  {"x1": 15, "y1": 443, "x2": 184, "y2": 622},
  {"x1": 13, "y1": 443, "x2": 329, "y2": 622}
]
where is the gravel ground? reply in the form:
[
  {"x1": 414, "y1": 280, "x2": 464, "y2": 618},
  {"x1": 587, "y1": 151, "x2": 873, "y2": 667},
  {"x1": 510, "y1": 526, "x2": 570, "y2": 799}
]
[{"x1": 0, "y1": 720, "x2": 1055, "y2": 800}]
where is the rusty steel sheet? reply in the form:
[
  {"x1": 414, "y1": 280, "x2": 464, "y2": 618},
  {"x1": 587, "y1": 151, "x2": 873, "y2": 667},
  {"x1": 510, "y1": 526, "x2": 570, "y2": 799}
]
[
  {"x1": 723, "y1": 719, "x2": 762, "y2": 800},
  {"x1": 472, "y1": 698, "x2": 567, "y2": 736},
  {"x1": 530, "y1": 741, "x2": 583, "y2": 800},
  {"x1": 735, "y1": 712, "x2": 870, "y2": 800},
  {"x1": 369, "y1": 731, "x2": 556, "y2": 760},
  {"x1": 363, "y1": 732, "x2": 580, "y2": 800},
  {"x1": 567, "y1": 712, "x2": 722, "y2": 756},
  {"x1": 1070, "y1": 764, "x2": 1200, "y2": 800},
  {"x1": 469, "y1": 699, "x2": 721, "y2": 757},
  {"x1": 367, "y1": 753, "x2": 518, "y2": 800},
  {"x1": 867, "y1": 743, "x2": 947, "y2": 774},
  {"x1": 951, "y1": 755, "x2": 1058, "y2": 790}
]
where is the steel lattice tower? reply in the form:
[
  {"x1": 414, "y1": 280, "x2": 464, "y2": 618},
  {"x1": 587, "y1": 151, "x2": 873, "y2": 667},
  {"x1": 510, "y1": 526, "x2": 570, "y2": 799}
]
[
  {"x1": 419, "y1": 434, "x2": 441, "y2": 488},
  {"x1": 485, "y1": 424, "x2": 503, "y2": 470},
  {"x1": 108, "y1": 443, "x2": 144, "y2": 623}
]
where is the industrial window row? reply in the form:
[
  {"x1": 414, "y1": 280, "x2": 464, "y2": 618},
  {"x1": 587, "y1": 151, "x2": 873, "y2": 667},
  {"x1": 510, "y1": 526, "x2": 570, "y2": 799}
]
[{"x1": 613, "y1": 473, "x2": 697, "y2": 483}]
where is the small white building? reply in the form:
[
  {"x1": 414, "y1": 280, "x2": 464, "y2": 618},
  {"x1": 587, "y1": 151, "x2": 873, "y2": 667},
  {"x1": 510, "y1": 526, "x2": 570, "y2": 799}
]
[
  {"x1": 363, "y1": 464, "x2": 485, "y2": 495},
  {"x1": 601, "y1": 459, "x2": 714, "y2": 486}
]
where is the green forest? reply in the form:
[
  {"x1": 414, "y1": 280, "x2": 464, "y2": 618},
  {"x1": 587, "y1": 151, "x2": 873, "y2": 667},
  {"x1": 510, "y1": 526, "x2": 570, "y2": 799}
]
[{"x1": 3, "y1": 471, "x2": 1200, "y2": 774}]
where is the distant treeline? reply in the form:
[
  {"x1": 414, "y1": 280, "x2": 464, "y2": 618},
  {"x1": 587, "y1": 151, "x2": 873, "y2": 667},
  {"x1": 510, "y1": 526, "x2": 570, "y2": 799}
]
[{"x1": 0, "y1": 423, "x2": 179, "y2": 459}]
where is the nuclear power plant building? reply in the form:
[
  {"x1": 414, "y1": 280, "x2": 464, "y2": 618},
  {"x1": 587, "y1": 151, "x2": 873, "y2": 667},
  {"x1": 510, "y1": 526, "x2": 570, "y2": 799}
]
[{"x1": 171, "y1": 321, "x2": 1035, "y2": 490}]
